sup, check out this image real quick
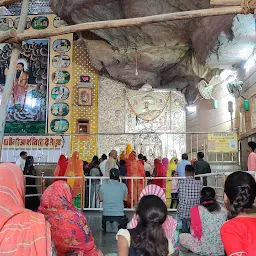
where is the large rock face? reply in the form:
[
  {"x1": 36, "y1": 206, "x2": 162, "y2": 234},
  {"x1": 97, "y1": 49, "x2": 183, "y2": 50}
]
[{"x1": 50, "y1": 0, "x2": 235, "y2": 103}]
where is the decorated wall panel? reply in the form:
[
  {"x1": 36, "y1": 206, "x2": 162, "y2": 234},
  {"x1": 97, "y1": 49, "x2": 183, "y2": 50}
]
[
  {"x1": 0, "y1": 14, "x2": 66, "y2": 134},
  {"x1": 0, "y1": 40, "x2": 49, "y2": 133},
  {"x1": 70, "y1": 45, "x2": 98, "y2": 161},
  {"x1": 48, "y1": 34, "x2": 73, "y2": 134},
  {"x1": 98, "y1": 76, "x2": 186, "y2": 160}
]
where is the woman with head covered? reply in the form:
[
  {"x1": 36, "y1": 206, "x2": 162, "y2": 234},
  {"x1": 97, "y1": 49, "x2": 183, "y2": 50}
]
[
  {"x1": 0, "y1": 163, "x2": 52, "y2": 255},
  {"x1": 39, "y1": 180, "x2": 102, "y2": 256}
]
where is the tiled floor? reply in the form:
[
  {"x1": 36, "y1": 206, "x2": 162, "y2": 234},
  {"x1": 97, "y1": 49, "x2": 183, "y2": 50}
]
[{"x1": 86, "y1": 212, "x2": 197, "y2": 256}]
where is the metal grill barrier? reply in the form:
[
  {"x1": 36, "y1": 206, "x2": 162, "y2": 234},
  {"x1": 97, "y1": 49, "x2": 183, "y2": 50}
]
[{"x1": 24, "y1": 172, "x2": 256, "y2": 211}]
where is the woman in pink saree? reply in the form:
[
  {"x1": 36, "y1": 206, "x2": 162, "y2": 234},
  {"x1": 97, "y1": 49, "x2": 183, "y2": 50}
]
[{"x1": 126, "y1": 152, "x2": 145, "y2": 207}]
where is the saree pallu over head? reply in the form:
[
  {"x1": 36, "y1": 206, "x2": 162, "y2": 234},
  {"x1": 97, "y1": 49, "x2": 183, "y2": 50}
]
[
  {"x1": 0, "y1": 163, "x2": 51, "y2": 256},
  {"x1": 126, "y1": 152, "x2": 145, "y2": 207},
  {"x1": 39, "y1": 181, "x2": 102, "y2": 256},
  {"x1": 128, "y1": 184, "x2": 177, "y2": 241},
  {"x1": 54, "y1": 154, "x2": 68, "y2": 182},
  {"x1": 65, "y1": 151, "x2": 84, "y2": 197},
  {"x1": 152, "y1": 159, "x2": 164, "y2": 188}
]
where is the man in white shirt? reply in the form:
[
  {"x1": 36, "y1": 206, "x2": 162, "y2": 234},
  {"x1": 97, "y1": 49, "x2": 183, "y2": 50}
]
[
  {"x1": 99, "y1": 154, "x2": 108, "y2": 177},
  {"x1": 105, "y1": 150, "x2": 118, "y2": 177},
  {"x1": 143, "y1": 156, "x2": 153, "y2": 176},
  {"x1": 15, "y1": 151, "x2": 27, "y2": 172}
]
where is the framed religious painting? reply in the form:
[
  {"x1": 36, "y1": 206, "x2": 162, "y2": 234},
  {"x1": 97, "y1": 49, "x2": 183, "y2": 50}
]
[{"x1": 77, "y1": 87, "x2": 92, "y2": 106}]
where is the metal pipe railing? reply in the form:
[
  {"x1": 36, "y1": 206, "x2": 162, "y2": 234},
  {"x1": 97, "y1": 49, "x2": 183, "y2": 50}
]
[
  {"x1": 1, "y1": 132, "x2": 239, "y2": 164},
  {"x1": 24, "y1": 172, "x2": 231, "y2": 211}
]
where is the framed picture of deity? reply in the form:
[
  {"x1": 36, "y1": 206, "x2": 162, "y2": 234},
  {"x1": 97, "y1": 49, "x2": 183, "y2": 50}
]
[{"x1": 77, "y1": 87, "x2": 92, "y2": 106}]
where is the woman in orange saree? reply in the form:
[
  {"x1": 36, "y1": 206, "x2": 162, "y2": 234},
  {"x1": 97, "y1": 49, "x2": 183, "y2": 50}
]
[
  {"x1": 65, "y1": 151, "x2": 84, "y2": 208},
  {"x1": 126, "y1": 152, "x2": 145, "y2": 207}
]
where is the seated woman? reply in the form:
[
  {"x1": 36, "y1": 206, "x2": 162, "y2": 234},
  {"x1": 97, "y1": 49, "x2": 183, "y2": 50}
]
[
  {"x1": 221, "y1": 171, "x2": 256, "y2": 256},
  {"x1": 39, "y1": 180, "x2": 102, "y2": 256},
  {"x1": 0, "y1": 163, "x2": 52, "y2": 255},
  {"x1": 129, "y1": 185, "x2": 176, "y2": 240},
  {"x1": 117, "y1": 195, "x2": 174, "y2": 256},
  {"x1": 180, "y1": 187, "x2": 227, "y2": 255},
  {"x1": 128, "y1": 184, "x2": 181, "y2": 255}
]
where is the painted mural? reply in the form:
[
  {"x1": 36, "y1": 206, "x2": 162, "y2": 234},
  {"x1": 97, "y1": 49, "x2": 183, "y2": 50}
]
[
  {"x1": 48, "y1": 33, "x2": 73, "y2": 134},
  {"x1": 0, "y1": 39, "x2": 49, "y2": 133}
]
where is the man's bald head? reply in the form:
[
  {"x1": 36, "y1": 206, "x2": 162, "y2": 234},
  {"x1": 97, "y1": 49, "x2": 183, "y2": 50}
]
[{"x1": 109, "y1": 150, "x2": 118, "y2": 159}]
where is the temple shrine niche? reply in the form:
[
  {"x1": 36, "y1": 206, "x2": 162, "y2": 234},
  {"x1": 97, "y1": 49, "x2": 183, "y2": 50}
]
[{"x1": 98, "y1": 76, "x2": 186, "y2": 160}]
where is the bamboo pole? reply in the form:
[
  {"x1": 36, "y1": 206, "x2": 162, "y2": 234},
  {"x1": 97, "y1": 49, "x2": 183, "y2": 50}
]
[
  {"x1": 0, "y1": 0, "x2": 29, "y2": 157},
  {"x1": 0, "y1": 0, "x2": 20, "y2": 7},
  {"x1": 0, "y1": 29, "x2": 17, "y2": 43},
  {"x1": 211, "y1": 0, "x2": 256, "y2": 8},
  {"x1": 211, "y1": 0, "x2": 241, "y2": 5},
  {"x1": 8, "y1": 6, "x2": 242, "y2": 43}
]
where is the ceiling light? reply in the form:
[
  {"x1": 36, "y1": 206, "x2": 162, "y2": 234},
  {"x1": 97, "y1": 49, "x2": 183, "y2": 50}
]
[
  {"x1": 186, "y1": 105, "x2": 197, "y2": 113},
  {"x1": 139, "y1": 83, "x2": 153, "y2": 92},
  {"x1": 244, "y1": 57, "x2": 255, "y2": 72},
  {"x1": 220, "y1": 70, "x2": 237, "y2": 81}
]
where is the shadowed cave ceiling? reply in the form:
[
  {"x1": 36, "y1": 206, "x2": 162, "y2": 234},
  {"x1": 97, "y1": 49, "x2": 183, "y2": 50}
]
[{"x1": 49, "y1": 0, "x2": 255, "y2": 103}]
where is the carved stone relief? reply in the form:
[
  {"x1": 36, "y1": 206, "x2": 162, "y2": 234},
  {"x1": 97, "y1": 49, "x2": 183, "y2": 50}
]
[{"x1": 98, "y1": 76, "x2": 186, "y2": 159}]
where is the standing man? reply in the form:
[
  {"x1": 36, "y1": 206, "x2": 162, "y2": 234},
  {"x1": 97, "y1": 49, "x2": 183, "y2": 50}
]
[
  {"x1": 176, "y1": 153, "x2": 190, "y2": 177},
  {"x1": 105, "y1": 150, "x2": 118, "y2": 177},
  {"x1": 193, "y1": 152, "x2": 211, "y2": 186},
  {"x1": 99, "y1": 154, "x2": 108, "y2": 177},
  {"x1": 15, "y1": 151, "x2": 27, "y2": 172},
  {"x1": 247, "y1": 142, "x2": 256, "y2": 171},
  {"x1": 99, "y1": 168, "x2": 128, "y2": 232}
]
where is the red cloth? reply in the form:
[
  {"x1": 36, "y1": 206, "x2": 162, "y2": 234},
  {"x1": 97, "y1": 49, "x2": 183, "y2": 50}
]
[
  {"x1": 190, "y1": 205, "x2": 202, "y2": 241},
  {"x1": 126, "y1": 152, "x2": 145, "y2": 207},
  {"x1": 152, "y1": 159, "x2": 164, "y2": 188},
  {"x1": 138, "y1": 159, "x2": 144, "y2": 166},
  {"x1": 221, "y1": 217, "x2": 256, "y2": 256},
  {"x1": 54, "y1": 154, "x2": 68, "y2": 182},
  {"x1": 39, "y1": 181, "x2": 102, "y2": 256}
]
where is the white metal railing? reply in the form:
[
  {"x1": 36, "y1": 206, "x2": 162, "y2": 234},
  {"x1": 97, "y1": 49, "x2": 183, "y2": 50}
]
[
  {"x1": 2, "y1": 132, "x2": 238, "y2": 163},
  {"x1": 24, "y1": 172, "x2": 238, "y2": 211}
]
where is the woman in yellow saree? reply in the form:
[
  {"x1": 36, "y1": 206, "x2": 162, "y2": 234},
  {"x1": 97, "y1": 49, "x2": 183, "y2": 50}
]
[
  {"x1": 166, "y1": 157, "x2": 178, "y2": 207},
  {"x1": 65, "y1": 151, "x2": 84, "y2": 207}
]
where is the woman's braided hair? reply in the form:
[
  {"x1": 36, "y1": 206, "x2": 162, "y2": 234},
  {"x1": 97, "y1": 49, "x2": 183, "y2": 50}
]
[{"x1": 224, "y1": 171, "x2": 256, "y2": 218}]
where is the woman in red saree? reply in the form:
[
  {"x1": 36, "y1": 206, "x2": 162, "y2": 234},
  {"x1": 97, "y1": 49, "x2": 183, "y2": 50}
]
[
  {"x1": 126, "y1": 152, "x2": 145, "y2": 207},
  {"x1": 152, "y1": 159, "x2": 164, "y2": 188},
  {"x1": 39, "y1": 181, "x2": 102, "y2": 256},
  {"x1": 53, "y1": 154, "x2": 68, "y2": 182}
]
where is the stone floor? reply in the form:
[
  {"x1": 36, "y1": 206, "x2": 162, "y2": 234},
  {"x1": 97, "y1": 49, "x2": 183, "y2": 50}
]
[{"x1": 87, "y1": 212, "x2": 197, "y2": 256}]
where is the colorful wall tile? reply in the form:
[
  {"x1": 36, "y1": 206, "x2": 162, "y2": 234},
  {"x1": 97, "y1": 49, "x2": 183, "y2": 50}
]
[
  {"x1": 70, "y1": 45, "x2": 98, "y2": 161},
  {"x1": 48, "y1": 34, "x2": 73, "y2": 134}
]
